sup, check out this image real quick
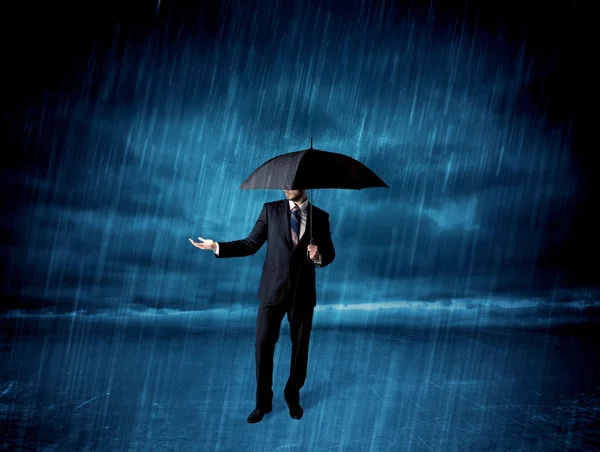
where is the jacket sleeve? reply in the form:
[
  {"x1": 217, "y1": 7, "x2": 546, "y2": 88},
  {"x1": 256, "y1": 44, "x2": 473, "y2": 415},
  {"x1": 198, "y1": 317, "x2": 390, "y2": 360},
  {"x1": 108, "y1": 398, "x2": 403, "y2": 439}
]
[
  {"x1": 215, "y1": 204, "x2": 268, "y2": 258},
  {"x1": 314, "y1": 213, "x2": 335, "y2": 268}
]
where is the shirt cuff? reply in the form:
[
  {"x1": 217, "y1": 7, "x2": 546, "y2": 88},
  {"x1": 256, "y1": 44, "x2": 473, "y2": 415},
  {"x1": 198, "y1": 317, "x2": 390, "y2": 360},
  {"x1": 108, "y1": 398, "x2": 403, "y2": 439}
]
[
  {"x1": 214, "y1": 242, "x2": 219, "y2": 256},
  {"x1": 313, "y1": 254, "x2": 322, "y2": 265}
]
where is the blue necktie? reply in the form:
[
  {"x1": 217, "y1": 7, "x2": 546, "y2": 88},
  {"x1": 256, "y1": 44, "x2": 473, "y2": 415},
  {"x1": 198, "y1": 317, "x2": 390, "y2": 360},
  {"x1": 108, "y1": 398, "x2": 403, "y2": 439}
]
[{"x1": 291, "y1": 206, "x2": 300, "y2": 248}]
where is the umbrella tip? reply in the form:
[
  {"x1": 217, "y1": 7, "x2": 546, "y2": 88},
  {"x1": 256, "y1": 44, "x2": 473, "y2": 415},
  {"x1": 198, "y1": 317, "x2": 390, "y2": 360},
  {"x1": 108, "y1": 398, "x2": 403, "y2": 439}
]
[{"x1": 310, "y1": 137, "x2": 313, "y2": 149}]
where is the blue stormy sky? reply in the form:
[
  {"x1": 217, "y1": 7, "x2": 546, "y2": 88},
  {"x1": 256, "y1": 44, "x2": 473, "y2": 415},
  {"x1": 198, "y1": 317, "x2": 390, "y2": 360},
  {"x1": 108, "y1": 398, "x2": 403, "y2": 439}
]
[{"x1": 2, "y1": 0, "x2": 596, "y2": 314}]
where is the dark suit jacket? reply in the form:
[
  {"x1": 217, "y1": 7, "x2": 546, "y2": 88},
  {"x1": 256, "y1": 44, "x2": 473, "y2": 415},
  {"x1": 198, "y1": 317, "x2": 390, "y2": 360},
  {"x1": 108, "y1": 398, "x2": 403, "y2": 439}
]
[{"x1": 215, "y1": 199, "x2": 335, "y2": 307}]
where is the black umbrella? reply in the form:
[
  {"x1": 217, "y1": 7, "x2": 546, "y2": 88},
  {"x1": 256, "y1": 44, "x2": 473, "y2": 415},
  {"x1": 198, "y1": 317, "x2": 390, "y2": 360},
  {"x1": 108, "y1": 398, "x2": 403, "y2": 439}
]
[{"x1": 240, "y1": 138, "x2": 388, "y2": 259}]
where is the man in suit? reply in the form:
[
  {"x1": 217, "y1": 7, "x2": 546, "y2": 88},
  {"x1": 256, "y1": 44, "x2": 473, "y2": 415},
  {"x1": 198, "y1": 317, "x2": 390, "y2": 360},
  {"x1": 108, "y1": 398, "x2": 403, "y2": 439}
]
[{"x1": 189, "y1": 189, "x2": 335, "y2": 423}]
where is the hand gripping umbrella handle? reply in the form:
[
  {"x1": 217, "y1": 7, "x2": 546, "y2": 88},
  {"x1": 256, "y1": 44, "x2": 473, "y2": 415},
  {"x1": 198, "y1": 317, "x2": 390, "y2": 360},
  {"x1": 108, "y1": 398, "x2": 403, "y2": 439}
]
[{"x1": 307, "y1": 238, "x2": 315, "y2": 261}]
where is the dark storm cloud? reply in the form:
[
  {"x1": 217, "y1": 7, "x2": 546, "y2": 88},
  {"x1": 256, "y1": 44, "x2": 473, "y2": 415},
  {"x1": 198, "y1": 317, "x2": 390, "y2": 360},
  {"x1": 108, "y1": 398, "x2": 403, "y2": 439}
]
[{"x1": 3, "y1": 0, "x2": 584, "y2": 314}]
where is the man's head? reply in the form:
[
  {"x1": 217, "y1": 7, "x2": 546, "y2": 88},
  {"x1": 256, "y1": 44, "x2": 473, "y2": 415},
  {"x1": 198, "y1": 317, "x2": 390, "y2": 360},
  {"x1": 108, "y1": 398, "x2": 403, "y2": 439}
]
[{"x1": 284, "y1": 189, "x2": 307, "y2": 204}]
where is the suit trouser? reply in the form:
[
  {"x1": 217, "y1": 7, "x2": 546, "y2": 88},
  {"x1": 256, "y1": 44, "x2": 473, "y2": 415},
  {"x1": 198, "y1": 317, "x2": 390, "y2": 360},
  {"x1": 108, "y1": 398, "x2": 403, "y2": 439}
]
[{"x1": 255, "y1": 298, "x2": 315, "y2": 409}]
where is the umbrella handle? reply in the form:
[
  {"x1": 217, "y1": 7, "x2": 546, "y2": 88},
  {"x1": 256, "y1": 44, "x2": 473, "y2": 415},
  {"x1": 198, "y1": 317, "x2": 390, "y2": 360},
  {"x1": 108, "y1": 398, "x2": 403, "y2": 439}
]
[{"x1": 307, "y1": 188, "x2": 314, "y2": 261}]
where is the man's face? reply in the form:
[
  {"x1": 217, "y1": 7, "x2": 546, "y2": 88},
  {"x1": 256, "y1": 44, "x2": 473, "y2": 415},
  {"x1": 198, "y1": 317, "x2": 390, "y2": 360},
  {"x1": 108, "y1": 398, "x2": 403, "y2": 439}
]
[{"x1": 284, "y1": 189, "x2": 305, "y2": 202}]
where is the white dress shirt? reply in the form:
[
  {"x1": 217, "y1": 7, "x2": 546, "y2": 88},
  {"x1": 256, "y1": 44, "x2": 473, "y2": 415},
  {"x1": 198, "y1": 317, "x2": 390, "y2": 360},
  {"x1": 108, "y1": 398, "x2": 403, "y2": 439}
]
[{"x1": 213, "y1": 199, "x2": 323, "y2": 264}]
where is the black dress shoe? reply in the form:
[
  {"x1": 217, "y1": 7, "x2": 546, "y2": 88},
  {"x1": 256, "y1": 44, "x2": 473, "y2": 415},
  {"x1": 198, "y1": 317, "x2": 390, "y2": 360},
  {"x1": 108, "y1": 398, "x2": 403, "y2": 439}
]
[
  {"x1": 247, "y1": 407, "x2": 272, "y2": 424},
  {"x1": 286, "y1": 402, "x2": 303, "y2": 420}
]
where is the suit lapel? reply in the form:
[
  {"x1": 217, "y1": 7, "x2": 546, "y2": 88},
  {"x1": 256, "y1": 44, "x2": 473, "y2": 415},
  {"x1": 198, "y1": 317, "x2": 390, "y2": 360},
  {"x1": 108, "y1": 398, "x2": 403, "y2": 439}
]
[{"x1": 280, "y1": 200, "x2": 293, "y2": 249}]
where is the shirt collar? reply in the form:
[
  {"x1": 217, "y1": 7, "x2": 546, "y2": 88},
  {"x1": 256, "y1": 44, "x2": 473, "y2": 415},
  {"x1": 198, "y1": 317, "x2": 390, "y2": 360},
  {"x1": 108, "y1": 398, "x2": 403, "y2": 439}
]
[{"x1": 288, "y1": 198, "x2": 308, "y2": 213}]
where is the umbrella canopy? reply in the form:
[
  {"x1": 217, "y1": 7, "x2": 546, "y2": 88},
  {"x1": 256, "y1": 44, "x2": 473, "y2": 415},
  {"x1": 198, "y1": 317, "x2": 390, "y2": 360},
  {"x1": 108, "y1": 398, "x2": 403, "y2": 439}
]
[
  {"x1": 239, "y1": 138, "x2": 388, "y2": 260},
  {"x1": 240, "y1": 139, "x2": 388, "y2": 190}
]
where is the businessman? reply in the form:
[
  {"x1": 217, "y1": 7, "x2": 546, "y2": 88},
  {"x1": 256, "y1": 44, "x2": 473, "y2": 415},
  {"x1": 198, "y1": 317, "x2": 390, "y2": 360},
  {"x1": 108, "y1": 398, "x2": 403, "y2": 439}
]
[{"x1": 189, "y1": 189, "x2": 335, "y2": 423}]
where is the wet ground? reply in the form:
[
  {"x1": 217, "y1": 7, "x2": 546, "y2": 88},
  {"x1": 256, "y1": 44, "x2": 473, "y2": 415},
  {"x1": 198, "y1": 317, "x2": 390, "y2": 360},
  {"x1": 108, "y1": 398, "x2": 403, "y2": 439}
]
[{"x1": 1, "y1": 309, "x2": 599, "y2": 451}]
